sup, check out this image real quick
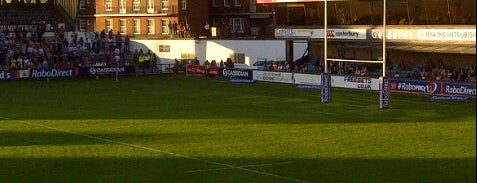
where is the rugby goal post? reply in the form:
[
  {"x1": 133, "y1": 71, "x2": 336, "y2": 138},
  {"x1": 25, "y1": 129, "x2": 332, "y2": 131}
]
[{"x1": 321, "y1": 0, "x2": 389, "y2": 109}]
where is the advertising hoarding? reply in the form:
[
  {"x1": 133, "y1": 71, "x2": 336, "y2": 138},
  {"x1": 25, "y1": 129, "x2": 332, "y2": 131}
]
[{"x1": 258, "y1": 0, "x2": 319, "y2": 3}]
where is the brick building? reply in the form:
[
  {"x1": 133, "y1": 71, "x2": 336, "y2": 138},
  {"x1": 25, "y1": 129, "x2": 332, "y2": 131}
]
[
  {"x1": 208, "y1": 0, "x2": 275, "y2": 38},
  {"x1": 72, "y1": 0, "x2": 275, "y2": 39},
  {"x1": 76, "y1": 0, "x2": 209, "y2": 39}
]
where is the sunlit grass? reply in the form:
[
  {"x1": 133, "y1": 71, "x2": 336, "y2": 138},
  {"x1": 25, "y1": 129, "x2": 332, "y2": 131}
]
[{"x1": 0, "y1": 75, "x2": 475, "y2": 183}]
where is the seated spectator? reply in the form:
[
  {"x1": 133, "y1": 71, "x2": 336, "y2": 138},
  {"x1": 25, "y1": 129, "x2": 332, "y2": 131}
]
[
  {"x1": 354, "y1": 66, "x2": 361, "y2": 75},
  {"x1": 360, "y1": 66, "x2": 367, "y2": 76},
  {"x1": 429, "y1": 73, "x2": 437, "y2": 81}
]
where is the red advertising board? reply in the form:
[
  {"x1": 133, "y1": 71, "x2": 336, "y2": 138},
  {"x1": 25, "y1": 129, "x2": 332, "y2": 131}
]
[
  {"x1": 257, "y1": 0, "x2": 320, "y2": 3},
  {"x1": 186, "y1": 65, "x2": 219, "y2": 77}
]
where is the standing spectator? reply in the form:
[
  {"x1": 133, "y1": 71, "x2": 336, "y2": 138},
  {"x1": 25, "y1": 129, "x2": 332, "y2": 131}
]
[
  {"x1": 185, "y1": 22, "x2": 191, "y2": 38},
  {"x1": 108, "y1": 29, "x2": 113, "y2": 39},
  {"x1": 14, "y1": 26, "x2": 22, "y2": 42},
  {"x1": 37, "y1": 19, "x2": 46, "y2": 42},
  {"x1": 219, "y1": 60, "x2": 224, "y2": 68},
  {"x1": 168, "y1": 20, "x2": 173, "y2": 38},
  {"x1": 30, "y1": 25, "x2": 37, "y2": 42},
  {"x1": 100, "y1": 29, "x2": 106, "y2": 41},
  {"x1": 57, "y1": 25, "x2": 65, "y2": 40},
  {"x1": 204, "y1": 21, "x2": 211, "y2": 38},
  {"x1": 84, "y1": 37, "x2": 91, "y2": 53},
  {"x1": 172, "y1": 21, "x2": 178, "y2": 38},
  {"x1": 204, "y1": 60, "x2": 210, "y2": 76},
  {"x1": 115, "y1": 31, "x2": 122, "y2": 48},
  {"x1": 124, "y1": 34, "x2": 130, "y2": 53},
  {"x1": 225, "y1": 58, "x2": 234, "y2": 68},
  {"x1": 178, "y1": 23, "x2": 185, "y2": 38}
]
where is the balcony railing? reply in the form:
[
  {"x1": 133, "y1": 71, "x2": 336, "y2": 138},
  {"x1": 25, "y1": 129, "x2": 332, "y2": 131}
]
[{"x1": 96, "y1": 5, "x2": 178, "y2": 15}]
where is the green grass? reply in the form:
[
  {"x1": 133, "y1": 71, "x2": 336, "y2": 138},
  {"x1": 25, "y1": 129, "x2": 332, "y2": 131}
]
[{"x1": 0, "y1": 75, "x2": 475, "y2": 183}]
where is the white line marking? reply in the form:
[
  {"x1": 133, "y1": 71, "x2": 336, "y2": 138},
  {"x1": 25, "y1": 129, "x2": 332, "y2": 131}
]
[
  {"x1": 2, "y1": 117, "x2": 312, "y2": 183},
  {"x1": 185, "y1": 161, "x2": 294, "y2": 173}
]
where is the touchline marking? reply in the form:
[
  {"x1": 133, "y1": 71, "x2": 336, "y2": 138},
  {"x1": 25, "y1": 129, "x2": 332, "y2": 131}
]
[
  {"x1": 4, "y1": 117, "x2": 312, "y2": 183},
  {"x1": 185, "y1": 161, "x2": 294, "y2": 173}
]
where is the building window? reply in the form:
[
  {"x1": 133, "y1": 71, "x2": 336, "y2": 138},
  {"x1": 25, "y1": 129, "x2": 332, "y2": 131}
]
[
  {"x1": 161, "y1": 0, "x2": 169, "y2": 10},
  {"x1": 212, "y1": 18, "x2": 221, "y2": 27},
  {"x1": 119, "y1": 0, "x2": 126, "y2": 13},
  {"x1": 79, "y1": 20, "x2": 87, "y2": 31},
  {"x1": 230, "y1": 53, "x2": 245, "y2": 64},
  {"x1": 133, "y1": 19, "x2": 140, "y2": 35},
  {"x1": 105, "y1": 19, "x2": 113, "y2": 33},
  {"x1": 181, "y1": 0, "x2": 187, "y2": 10},
  {"x1": 230, "y1": 18, "x2": 244, "y2": 33},
  {"x1": 133, "y1": 0, "x2": 140, "y2": 11},
  {"x1": 213, "y1": 0, "x2": 220, "y2": 7},
  {"x1": 147, "y1": 19, "x2": 155, "y2": 35},
  {"x1": 235, "y1": 0, "x2": 241, "y2": 7},
  {"x1": 105, "y1": 0, "x2": 112, "y2": 11},
  {"x1": 224, "y1": 0, "x2": 230, "y2": 7},
  {"x1": 161, "y1": 19, "x2": 169, "y2": 34},
  {"x1": 147, "y1": 0, "x2": 155, "y2": 13},
  {"x1": 79, "y1": 0, "x2": 86, "y2": 9},
  {"x1": 119, "y1": 19, "x2": 126, "y2": 34}
]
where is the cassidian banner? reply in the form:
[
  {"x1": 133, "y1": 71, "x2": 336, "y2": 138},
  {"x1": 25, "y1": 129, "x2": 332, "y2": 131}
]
[
  {"x1": 219, "y1": 68, "x2": 253, "y2": 80},
  {"x1": 390, "y1": 80, "x2": 476, "y2": 97},
  {"x1": 77, "y1": 66, "x2": 136, "y2": 77}
]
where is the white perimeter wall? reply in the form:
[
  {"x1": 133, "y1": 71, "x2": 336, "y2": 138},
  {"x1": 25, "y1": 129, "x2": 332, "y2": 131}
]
[{"x1": 130, "y1": 39, "x2": 286, "y2": 66}]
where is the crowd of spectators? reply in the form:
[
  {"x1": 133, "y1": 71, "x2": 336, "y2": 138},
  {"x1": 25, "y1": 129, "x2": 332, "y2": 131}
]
[
  {"x1": 386, "y1": 59, "x2": 476, "y2": 83},
  {"x1": 250, "y1": 57, "x2": 475, "y2": 83},
  {"x1": 0, "y1": 25, "x2": 133, "y2": 73}
]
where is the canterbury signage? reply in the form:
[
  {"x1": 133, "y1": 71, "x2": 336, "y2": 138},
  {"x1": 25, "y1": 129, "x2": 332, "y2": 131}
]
[
  {"x1": 276, "y1": 28, "x2": 476, "y2": 41},
  {"x1": 275, "y1": 28, "x2": 367, "y2": 40}
]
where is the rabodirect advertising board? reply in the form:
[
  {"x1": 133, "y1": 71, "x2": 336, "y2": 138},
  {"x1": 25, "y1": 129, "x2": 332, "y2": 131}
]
[
  {"x1": 0, "y1": 70, "x2": 16, "y2": 80},
  {"x1": 25, "y1": 69, "x2": 77, "y2": 79},
  {"x1": 390, "y1": 80, "x2": 476, "y2": 97}
]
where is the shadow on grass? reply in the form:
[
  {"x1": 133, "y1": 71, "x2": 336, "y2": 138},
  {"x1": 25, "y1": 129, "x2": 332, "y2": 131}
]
[
  {"x1": 0, "y1": 131, "x2": 187, "y2": 147},
  {"x1": 0, "y1": 157, "x2": 474, "y2": 183},
  {"x1": 0, "y1": 75, "x2": 475, "y2": 124}
]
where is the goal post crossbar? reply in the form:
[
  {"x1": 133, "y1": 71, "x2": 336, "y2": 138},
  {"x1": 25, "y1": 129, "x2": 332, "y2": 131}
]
[{"x1": 326, "y1": 58, "x2": 385, "y2": 64}]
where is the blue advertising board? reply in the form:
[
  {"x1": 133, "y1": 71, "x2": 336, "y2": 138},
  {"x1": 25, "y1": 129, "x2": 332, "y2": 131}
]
[
  {"x1": 27, "y1": 68, "x2": 76, "y2": 79},
  {"x1": 389, "y1": 80, "x2": 439, "y2": 95},
  {"x1": 219, "y1": 68, "x2": 253, "y2": 80},
  {"x1": 441, "y1": 83, "x2": 476, "y2": 97},
  {"x1": 0, "y1": 70, "x2": 16, "y2": 80},
  {"x1": 390, "y1": 80, "x2": 476, "y2": 98},
  {"x1": 379, "y1": 77, "x2": 390, "y2": 109},
  {"x1": 321, "y1": 73, "x2": 331, "y2": 103},
  {"x1": 77, "y1": 66, "x2": 136, "y2": 78},
  {"x1": 428, "y1": 95, "x2": 472, "y2": 101}
]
